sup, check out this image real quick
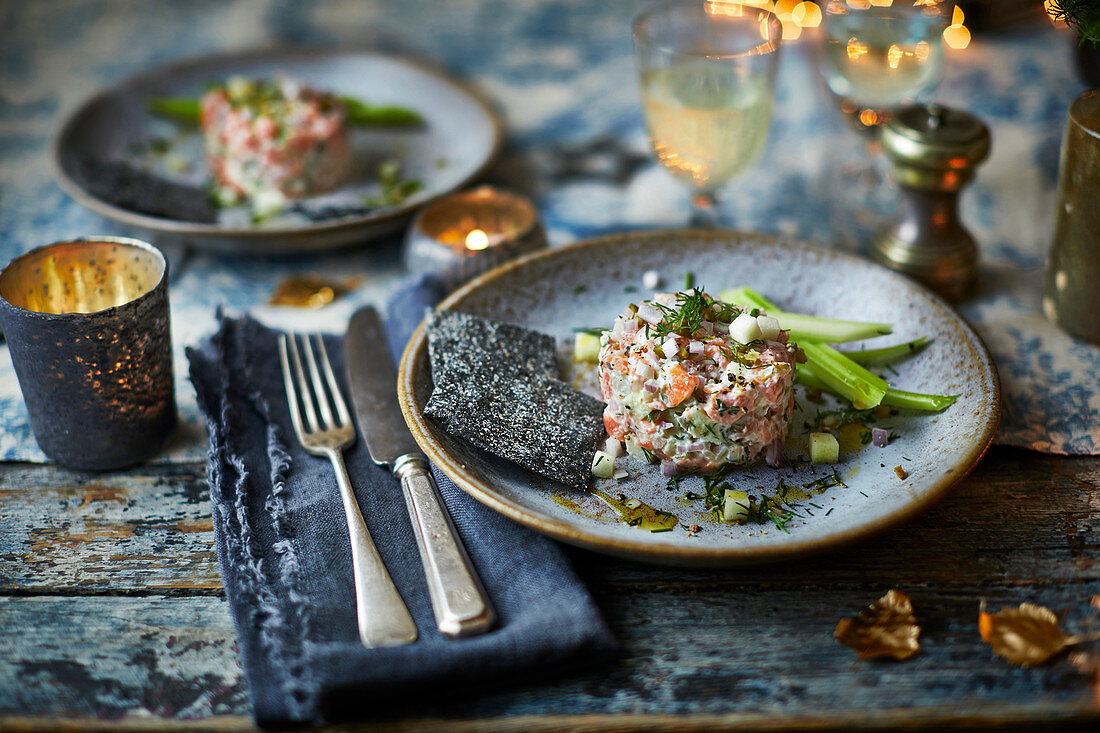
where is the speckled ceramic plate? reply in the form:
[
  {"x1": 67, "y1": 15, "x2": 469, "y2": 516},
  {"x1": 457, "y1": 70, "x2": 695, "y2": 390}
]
[
  {"x1": 398, "y1": 230, "x2": 1001, "y2": 566},
  {"x1": 52, "y1": 48, "x2": 501, "y2": 254}
]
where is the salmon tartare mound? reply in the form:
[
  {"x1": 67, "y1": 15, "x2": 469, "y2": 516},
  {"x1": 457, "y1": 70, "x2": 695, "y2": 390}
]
[
  {"x1": 599, "y1": 289, "x2": 797, "y2": 474},
  {"x1": 200, "y1": 77, "x2": 351, "y2": 206}
]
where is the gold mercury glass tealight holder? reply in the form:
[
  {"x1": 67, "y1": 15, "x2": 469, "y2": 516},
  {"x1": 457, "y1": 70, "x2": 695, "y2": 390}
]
[
  {"x1": 403, "y1": 186, "x2": 548, "y2": 288},
  {"x1": 0, "y1": 236, "x2": 177, "y2": 470}
]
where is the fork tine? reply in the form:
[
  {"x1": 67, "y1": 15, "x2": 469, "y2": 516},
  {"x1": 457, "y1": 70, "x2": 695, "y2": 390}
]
[
  {"x1": 277, "y1": 335, "x2": 307, "y2": 438},
  {"x1": 287, "y1": 333, "x2": 321, "y2": 433},
  {"x1": 302, "y1": 334, "x2": 336, "y2": 430},
  {"x1": 315, "y1": 336, "x2": 352, "y2": 428}
]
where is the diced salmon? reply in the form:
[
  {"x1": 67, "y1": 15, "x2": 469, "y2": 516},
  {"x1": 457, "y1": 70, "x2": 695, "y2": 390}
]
[
  {"x1": 603, "y1": 410, "x2": 625, "y2": 439},
  {"x1": 664, "y1": 363, "x2": 696, "y2": 408}
]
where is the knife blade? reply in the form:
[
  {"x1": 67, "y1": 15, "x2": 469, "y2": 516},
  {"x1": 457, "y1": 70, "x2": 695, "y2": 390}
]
[{"x1": 345, "y1": 306, "x2": 495, "y2": 639}]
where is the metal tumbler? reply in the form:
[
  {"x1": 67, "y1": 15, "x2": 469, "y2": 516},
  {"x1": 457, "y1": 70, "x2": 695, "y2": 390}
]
[{"x1": 1044, "y1": 90, "x2": 1100, "y2": 344}]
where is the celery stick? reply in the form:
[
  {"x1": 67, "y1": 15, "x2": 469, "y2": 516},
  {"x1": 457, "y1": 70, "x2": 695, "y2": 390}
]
[
  {"x1": 719, "y1": 287, "x2": 893, "y2": 343},
  {"x1": 340, "y1": 97, "x2": 423, "y2": 126},
  {"x1": 795, "y1": 366, "x2": 831, "y2": 392},
  {"x1": 146, "y1": 96, "x2": 201, "y2": 126},
  {"x1": 719, "y1": 286, "x2": 770, "y2": 310},
  {"x1": 798, "y1": 365, "x2": 958, "y2": 412},
  {"x1": 800, "y1": 342, "x2": 888, "y2": 409},
  {"x1": 841, "y1": 337, "x2": 929, "y2": 365},
  {"x1": 882, "y1": 388, "x2": 959, "y2": 411},
  {"x1": 725, "y1": 287, "x2": 954, "y2": 411}
]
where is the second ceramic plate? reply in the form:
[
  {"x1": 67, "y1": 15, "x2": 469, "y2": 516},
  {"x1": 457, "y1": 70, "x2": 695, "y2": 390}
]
[
  {"x1": 398, "y1": 230, "x2": 1001, "y2": 566},
  {"x1": 52, "y1": 48, "x2": 501, "y2": 253}
]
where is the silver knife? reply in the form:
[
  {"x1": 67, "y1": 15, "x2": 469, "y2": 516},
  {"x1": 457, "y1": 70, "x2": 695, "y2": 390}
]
[{"x1": 345, "y1": 306, "x2": 495, "y2": 639}]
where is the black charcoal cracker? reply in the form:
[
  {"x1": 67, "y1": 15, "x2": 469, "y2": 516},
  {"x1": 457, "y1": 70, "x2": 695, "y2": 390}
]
[
  {"x1": 425, "y1": 310, "x2": 558, "y2": 423},
  {"x1": 445, "y1": 369, "x2": 606, "y2": 490},
  {"x1": 75, "y1": 157, "x2": 218, "y2": 223}
]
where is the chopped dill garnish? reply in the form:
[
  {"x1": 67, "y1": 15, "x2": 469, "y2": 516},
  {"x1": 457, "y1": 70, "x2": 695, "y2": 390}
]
[
  {"x1": 665, "y1": 469, "x2": 697, "y2": 492},
  {"x1": 647, "y1": 288, "x2": 740, "y2": 341},
  {"x1": 684, "y1": 271, "x2": 695, "y2": 289},
  {"x1": 803, "y1": 470, "x2": 847, "y2": 493}
]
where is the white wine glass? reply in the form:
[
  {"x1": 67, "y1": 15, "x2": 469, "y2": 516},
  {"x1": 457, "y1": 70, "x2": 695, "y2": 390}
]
[
  {"x1": 633, "y1": 0, "x2": 782, "y2": 227},
  {"x1": 821, "y1": 0, "x2": 950, "y2": 133}
]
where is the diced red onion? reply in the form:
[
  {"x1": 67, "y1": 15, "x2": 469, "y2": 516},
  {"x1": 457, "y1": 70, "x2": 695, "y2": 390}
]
[
  {"x1": 688, "y1": 340, "x2": 704, "y2": 354},
  {"x1": 637, "y1": 303, "x2": 663, "y2": 325},
  {"x1": 661, "y1": 336, "x2": 678, "y2": 357},
  {"x1": 714, "y1": 322, "x2": 729, "y2": 334},
  {"x1": 658, "y1": 421, "x2": 673, "y2": 430},
  {"x1": 661, "y1": 461, "x2": 677, "y2": 477},
  {"x1": 644, "y1": 380, "x2": 659, "y2": 393},
  {"x1": 621, "y1": 318, "x2": 638, "y2": 333},
  {"x1": 688, "y1": 441, "x2": 707, "y2": 452},
  {"x1": 872, "y1": 428, "x2": 889, "y2": 447}
]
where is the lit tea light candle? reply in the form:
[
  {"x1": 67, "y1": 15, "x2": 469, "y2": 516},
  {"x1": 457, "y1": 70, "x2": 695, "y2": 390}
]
[
  {"x1": 465, "y1": 229, "x2": 490, "y2": 251},
  {"x1": 403, "y1": 186, "x2": 547, "y2": 287}
]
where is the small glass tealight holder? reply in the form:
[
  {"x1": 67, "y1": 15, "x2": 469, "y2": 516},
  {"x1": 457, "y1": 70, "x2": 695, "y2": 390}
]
[{"x1": 403, "y1": 186, "x2": 547, "y2": 288}]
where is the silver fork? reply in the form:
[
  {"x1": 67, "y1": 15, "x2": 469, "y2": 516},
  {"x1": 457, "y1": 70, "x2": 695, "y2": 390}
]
[{"x1": 278, "y1": 333, "x2": 418, "y2": 648}]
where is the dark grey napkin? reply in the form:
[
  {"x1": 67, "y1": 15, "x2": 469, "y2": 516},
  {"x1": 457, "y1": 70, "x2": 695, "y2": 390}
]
[{"x1": 186, "y1": 277, "x2": 616, "y2": 728}]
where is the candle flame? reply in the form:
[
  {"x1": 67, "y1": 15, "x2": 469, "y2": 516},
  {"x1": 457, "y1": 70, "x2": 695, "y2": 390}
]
[
  {"x1": 886, "y1": 43, "x2": 903, "y2": 69},
  {"x1": 465, "y1": 229, "x2": 490, "y2": 251},
  {"x1": 705, "y1": 1, "x2": 822, "y2": 38}
]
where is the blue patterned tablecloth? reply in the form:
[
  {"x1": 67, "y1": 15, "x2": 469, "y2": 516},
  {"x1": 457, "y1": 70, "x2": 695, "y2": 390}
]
[{"x1": 0, "y1": 1, "x2": 1094, "y2": 461}]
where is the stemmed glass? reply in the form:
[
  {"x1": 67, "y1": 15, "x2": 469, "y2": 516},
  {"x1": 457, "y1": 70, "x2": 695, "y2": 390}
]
[
  {"x1": 820, "y1": 0, "x2": 950, "y2": 134},
  {"x1": 633, "y1": 0, "x2": 782, "y2": 227}
]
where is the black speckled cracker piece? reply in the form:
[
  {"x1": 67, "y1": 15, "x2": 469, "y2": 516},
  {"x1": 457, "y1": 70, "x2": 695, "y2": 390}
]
[
  {"x1": 425, "y1": 310, "x2": 558, "y2": 424},
  {"x1": 445, "y1": 368, "x2": 606, "y2": 490}
]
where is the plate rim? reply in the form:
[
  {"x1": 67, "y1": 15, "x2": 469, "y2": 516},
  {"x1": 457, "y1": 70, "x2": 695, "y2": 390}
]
[
  {"x1": 50, "y1": 46, "x2": 504, "y2": 245},
  {"x1": 397, "y1": 229, "x2": 1002, "y2": 566}
]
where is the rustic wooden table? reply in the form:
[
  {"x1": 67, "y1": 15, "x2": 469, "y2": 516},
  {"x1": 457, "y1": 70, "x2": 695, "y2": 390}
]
[
  {"x1": 1, "y1": 446, "x2": 1097, "y2": 731},
  {"x1": 2, "y1": 1, "x2": 1098, "y2": 730}
]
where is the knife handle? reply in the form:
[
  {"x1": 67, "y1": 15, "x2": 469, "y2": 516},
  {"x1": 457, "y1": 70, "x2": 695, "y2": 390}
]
[{"x1": 393, "y1": 454, "x2": 495, "y2": 638}]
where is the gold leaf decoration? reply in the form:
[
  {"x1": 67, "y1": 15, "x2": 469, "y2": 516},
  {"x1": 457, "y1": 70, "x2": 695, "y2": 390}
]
[
  {"x1": 269, "y1": 275, "x2": 359, "y2": 308},
  {"x1": 835, "y1": 589, "x2": 921, "y2": 660},
  {"x1": 978, "y1": 600, "x2": 1100, "y2": 667}
]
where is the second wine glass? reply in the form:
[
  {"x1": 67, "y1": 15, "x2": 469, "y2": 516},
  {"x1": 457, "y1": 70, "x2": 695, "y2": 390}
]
[
  {"x1": 820, "y1": 0, "x2": 949, "y2": 133},
  {"x1": 633, "y1": 1, "x2": 782, "y2": 227}
]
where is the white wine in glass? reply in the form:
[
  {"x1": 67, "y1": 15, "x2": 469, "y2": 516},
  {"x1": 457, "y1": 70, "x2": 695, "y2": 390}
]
[
  {"x1": 634, "y1": 1, "x2": 782, "y2": 226},
  {"x1": 821, "y1": 0, "x2": 948, "y2": 130},
  {"x1": 641, "y1": 63, "x2": 774, "y2": 192}
]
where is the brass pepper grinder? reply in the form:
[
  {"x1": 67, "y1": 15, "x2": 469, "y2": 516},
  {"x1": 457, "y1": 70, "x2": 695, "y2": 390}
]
[{"x1": 872, "y1": 104, "x2": 991, "y2": 301}]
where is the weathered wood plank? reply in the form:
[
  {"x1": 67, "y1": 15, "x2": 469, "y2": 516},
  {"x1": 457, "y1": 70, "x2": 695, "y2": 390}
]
[
  {"x1": 0, "y1": 463, "x2": 221, "y2": 593},
  {"x1": 0, "y1": 710, "x2": 1098, "y2": 732},
  {"x1": 2, "y1": 448, "x2": 1096, "y2": 594},
  {"x1": 0, "y1": 597, "x2": 245, "y2": 719},
  {"x1": 0, "y1": 585, "x2": 1097, "y2": 725}
]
